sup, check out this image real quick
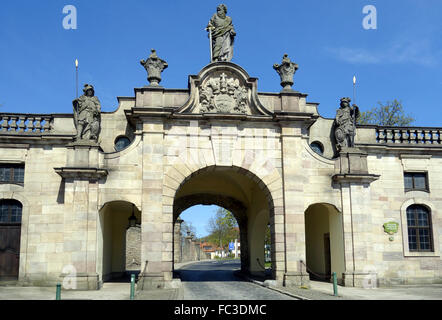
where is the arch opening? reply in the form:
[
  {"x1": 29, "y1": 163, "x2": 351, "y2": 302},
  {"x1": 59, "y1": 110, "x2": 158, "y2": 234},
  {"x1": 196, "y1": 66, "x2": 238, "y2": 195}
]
[
  {"x1": 304, "y1": 203, "x2": 345, "y2": 284},
  {"x1": 172, "y1": 166, "x2": 275, "y2": 280},
  {"x1": 98, "y1": 201, "x2": 141, "y2": 283}
]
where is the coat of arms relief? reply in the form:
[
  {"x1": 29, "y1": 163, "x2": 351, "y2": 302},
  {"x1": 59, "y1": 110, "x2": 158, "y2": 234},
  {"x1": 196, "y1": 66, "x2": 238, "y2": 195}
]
[{"x1": 199, "y1": 73, "x2": 248, "y2": 114}]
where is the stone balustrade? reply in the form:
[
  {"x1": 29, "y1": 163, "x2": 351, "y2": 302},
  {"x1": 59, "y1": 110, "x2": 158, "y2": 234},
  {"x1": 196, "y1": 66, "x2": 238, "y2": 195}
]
[
  {"x1": 376, "y1": 127, "x2": 442, "y2": 145},
  {"x1": 0, "y1": 114, "x2": 54, "y2": 134}
]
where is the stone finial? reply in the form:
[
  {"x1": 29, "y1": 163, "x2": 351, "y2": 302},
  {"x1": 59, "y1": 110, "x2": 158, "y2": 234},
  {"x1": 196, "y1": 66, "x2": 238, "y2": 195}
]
[
  {"x1": 140, "y1": 49, "x2": 168, "y2": 86},
  {"x1": 273, "y1": 54, "x2": 299, "y2": 91}
]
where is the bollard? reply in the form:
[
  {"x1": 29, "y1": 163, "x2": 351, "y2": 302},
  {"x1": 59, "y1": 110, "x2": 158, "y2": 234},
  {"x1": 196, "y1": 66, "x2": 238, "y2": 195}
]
[
  {"x1": 56, "y1": 283, "x2": 61, "y2": 300},
  {"x1": 130, "y1": 274, "x2": 135, "y2": 300},
  {"x1": 332, "y1": 272, "x2": 338, "y2": 296}
]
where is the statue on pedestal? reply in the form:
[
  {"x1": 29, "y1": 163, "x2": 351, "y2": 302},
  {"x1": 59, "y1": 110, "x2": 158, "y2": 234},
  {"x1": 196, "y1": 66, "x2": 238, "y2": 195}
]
[
  {"x1": 72, "y1": 84, "x2": 101, "y2": 142},
  {"x1": 334, "y1": 97, "x2": 360, "y2": 150},
  {"x1": 273, "y1": 54, "x2": 299, "y2": 91},
  {"x1": 206, "y1": 4, "x2": 236, "y2": 62},
  {"x1": 140, "y1": 49, "x2": 168, "y2": 86}
]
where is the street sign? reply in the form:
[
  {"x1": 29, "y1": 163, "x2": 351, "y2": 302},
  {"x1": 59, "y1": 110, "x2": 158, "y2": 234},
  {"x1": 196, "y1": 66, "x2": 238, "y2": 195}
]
[{"x1": 229, "y1": 242, "x2": 234, "y2": 251}]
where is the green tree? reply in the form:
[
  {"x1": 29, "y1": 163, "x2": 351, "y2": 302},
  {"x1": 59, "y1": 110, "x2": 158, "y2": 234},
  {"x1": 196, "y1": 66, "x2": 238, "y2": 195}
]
[
  {"x1": 264, "y1": 224, "x2": 271, "y2": 247},
  {"x1": 358, "y1": 99, "x2": 414, "y2": 126},
  {"x1": 181, "y1": 220, "x2": 196, "y2": 238},
  {"x1": 206, "y1": 207, "x2": 239, "y2": 250}
]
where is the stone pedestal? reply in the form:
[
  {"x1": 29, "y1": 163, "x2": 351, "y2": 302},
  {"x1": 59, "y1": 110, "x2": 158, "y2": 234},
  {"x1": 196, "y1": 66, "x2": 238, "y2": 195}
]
[
  {"x1": 335, "y1": 147, "x2": 368, "y2": 175},
  {"x1": 66, "y1": 140, "x2": 101, "y2": 167}
]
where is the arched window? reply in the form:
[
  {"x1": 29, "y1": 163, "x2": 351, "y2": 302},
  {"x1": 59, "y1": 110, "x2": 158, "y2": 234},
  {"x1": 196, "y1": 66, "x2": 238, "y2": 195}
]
[
  {"x1": 0, "y1": 200, "x2": 23, "y2": 224},
  {"x1": 406, "y1": 205, "x2": 433, "y2": 252}
]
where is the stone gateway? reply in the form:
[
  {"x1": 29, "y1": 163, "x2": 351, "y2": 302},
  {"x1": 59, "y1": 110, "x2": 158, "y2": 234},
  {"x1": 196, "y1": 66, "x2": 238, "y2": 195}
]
[{"x1": 0, "y1": 8, "x2": 441, "y2": 291}]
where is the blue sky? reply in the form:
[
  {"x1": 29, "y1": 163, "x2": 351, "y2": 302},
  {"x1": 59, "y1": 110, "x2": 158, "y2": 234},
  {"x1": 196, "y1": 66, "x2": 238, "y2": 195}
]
[{"x1": 1, "y1": 0, "x2": 441, "y2": 237}]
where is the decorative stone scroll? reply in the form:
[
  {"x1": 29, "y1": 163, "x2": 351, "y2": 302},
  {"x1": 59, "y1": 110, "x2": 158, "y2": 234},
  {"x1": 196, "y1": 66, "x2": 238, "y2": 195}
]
[
  {"x1": 199, "y1": 72, "x2": 248, "y2": 114},
  {"x1": 175, "y1": 62, "x2": 273, "y2": 116}
]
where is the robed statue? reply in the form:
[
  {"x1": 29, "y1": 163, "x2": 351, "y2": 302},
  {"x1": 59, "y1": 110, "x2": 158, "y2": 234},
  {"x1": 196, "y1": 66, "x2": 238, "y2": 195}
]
[
  {"x1": 72, "y1": 84, "x2": 101, "y2": 142},
  {"x1": 334, "y1": 97, "x2": 360, "y2": 150},
  {"x1": 206, "y1": 4, "x2": 236, "y2": 62}
]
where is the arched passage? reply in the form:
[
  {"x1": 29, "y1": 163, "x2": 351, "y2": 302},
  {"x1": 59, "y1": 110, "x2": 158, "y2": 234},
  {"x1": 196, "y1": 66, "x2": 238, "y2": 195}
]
[
  {"x1": 97, "y1": 201, "x2": 141, "y2": 283},
  {"x1": 304, "y1": 203, "x2": 345, "y2": 283},
  {"x1": 172, "y1": 165, "x2": 275, "y2": 277}
]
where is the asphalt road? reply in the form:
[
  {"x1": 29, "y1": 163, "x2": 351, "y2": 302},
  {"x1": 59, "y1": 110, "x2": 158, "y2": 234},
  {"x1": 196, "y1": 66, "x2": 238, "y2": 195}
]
[{"x1": 176, "y1": 260, "x2": 296, "y2": 300}]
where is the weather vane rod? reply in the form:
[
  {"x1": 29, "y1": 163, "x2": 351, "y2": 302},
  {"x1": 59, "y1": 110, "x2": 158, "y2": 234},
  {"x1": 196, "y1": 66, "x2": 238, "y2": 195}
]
[
  {"x1": 75, "y1": 59, "x2": 79, "y2": 98},
  {"x1": 353, "y1": 75, "x2": 357, "y2": 105}
]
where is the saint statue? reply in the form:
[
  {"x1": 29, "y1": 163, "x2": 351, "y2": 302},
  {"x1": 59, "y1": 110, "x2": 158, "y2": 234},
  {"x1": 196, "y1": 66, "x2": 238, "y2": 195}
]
[
  {"x1": 334, "y1": 97, "x2": 360, "y2": 150},
  {"x1": 206, "y1": 4, "x2": 236, "y2": 62},
  {"x1": 72, "y1": 84, "x2": 101, "y2": 142}
]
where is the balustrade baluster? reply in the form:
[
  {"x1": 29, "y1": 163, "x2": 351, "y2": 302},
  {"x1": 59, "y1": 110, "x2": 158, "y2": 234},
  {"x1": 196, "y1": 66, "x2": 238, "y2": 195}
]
[
  {"x1": 394, "y1": 129, "x2": 402, "y2": 143},
  {"x1": 0, "y1": 114, "x2": 54, "y2": 134},
  {"x1": 34, "y1": 117, "x2": 42, "y2": 132},
  {"x1": 0, "y1": 116, "x2": 9, "y2": 132},
  {"x1": 26, "y1": 117, "x2": 35, "y2": 133},
  {"x1": 18, "y1": 116, "x2": 26, "y2": 133},
  {"x1": 42, "y1": 117, "x2": 51, "y2": 132},
  {"x1": 9, "y1": 116, "x2": 18, "y2": 132},
  {"x1": 424, "y1": 130, "x2": 432, "y2": 144}
]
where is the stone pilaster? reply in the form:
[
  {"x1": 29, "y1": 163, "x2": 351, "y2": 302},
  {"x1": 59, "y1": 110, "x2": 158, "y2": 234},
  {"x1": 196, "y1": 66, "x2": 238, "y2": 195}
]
[
  {"x1": 332, "y1": 147, "x2": 380, "y2": 287},
  {"x1": 279, "y1": 122, "x2": 309, "y2": 287},
  {"x1": 173, "y1": 218, "x2": 183, "y2": 263},
  {"x1": 138, "y1": 119, "x2": 170, "y2": 290},
  {"x1": 54, "y1": 141, "x2": 107, "y2": 290}
]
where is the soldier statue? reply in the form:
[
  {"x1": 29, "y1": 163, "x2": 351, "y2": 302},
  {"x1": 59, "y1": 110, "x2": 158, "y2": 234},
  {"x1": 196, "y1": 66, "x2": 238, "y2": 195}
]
[
  {"x1": 206, "y1": 4, "x2": 236, "y2": 62},
  {"x1": 334, "y1": 97, "x2": 360, "y2": 150},
  {"x1": 72, "y1": 84, "x2": 101, "y2": 142}
]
